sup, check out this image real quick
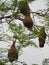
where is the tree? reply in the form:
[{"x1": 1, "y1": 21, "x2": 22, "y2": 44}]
[{"x1": 0, "y1": 0, "x2": 49, "y2": 65}]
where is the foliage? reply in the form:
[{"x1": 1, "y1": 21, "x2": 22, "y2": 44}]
[
  {"x1": 32, "y1": 64, "x2": 38, "y2": 65},
  {"x1": 28, "y1": 0, "x2": 36, "y2": 3},
  {"x1": 9, "y1": 22, "x2": 37, "y2": 48},
  {"x1": 0, "y1": 61, "x2": 5, "y2": 65},
  {"x1": 42, "y1": 58, "x2": 49, "y2": 65}
]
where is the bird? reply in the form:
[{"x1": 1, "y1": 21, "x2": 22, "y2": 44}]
[
  {"x1": 23, "y1": 15, "x2": 33, "y2": 31},
  {"x1": 8, "y1": 40, "x2": 18, "y2": 62},
  {"x1": 38, "y1": 27, "x2": 47, "y2": 47},
  {"x1": 18, "y1": 0, "x2": 30, "y2": 16}
]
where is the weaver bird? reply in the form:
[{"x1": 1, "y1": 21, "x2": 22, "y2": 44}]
[
  {"x1": 38, "y1": 27, "x2": 47, "y2": 47},
  {"x1": 8, "y1": 40, "x2": 18, "y2": 62}
]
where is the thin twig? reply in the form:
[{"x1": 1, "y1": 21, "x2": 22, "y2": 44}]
[
  {"x1": 30, "y1": 11, "x2": 48, "y2": 17},
  {"x1": 17, "y1": 61, "x2": 27, "y2": 65}
]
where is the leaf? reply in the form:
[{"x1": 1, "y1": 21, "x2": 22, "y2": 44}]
[
  {"x1": 18, "y1": 0, "x2": 27, "y2": 8},
  {"x1": 0, "y1": 61, "x2": 5, "y2": 65}
]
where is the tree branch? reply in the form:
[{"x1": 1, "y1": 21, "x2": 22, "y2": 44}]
[{"x1": 30, "y1": 10, "x2": 49, "y2": 17}]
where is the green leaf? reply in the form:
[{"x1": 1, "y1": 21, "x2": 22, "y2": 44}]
[
  {"x1": 18, "y1": 0, "x2": 27, "y2": 8},
  {"x1": 0, "y1": 61, "x2": 5, "y2": 65}
]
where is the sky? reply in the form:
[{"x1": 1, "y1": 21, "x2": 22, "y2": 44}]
[{"x1": 29, "y1": 0, "x2": 47, "y2": 11}]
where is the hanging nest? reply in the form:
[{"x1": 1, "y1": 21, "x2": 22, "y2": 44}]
[
  {"x1": 38, "y1": 27, "x2": 47, "y2": 47},
  {"x1": 23, "y1": 15, "x2": 33, "y2": 31},
  {"x1": 8, "y1": 40, "x2": 18, "y2": 62},
  {"x1": 18, "y1": 0, "x2": 30, "y2": 16}
]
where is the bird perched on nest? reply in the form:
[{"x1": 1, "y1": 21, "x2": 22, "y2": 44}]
[
  {"x1": 8, "y1": 40, "x2": 18, "y2": 62},
  {"x1": 38, "y1": 27, "x2": 47, "y2": 47},
  {"x1": 23, "y1": 15, "x2": 33, "y2": 31}
]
